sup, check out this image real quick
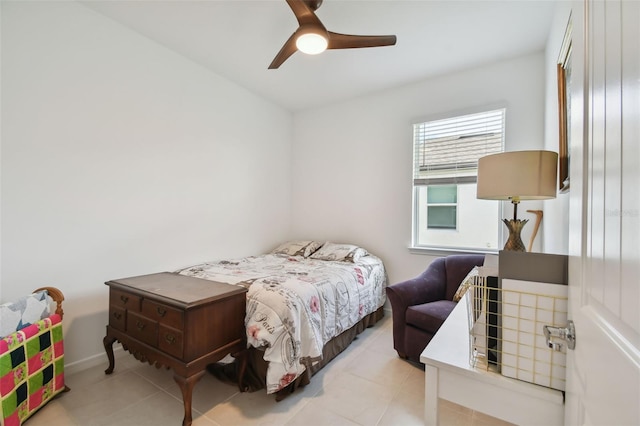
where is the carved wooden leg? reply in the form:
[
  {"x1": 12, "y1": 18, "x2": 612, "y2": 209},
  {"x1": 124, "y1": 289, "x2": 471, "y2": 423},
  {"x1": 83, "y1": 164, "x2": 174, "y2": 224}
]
[
  {"x1": 173, "y1": 371, "x2": 205, "y2": 426},
  {"x1": 103, "y1": 333, "x2": 117, "y2": 374}
]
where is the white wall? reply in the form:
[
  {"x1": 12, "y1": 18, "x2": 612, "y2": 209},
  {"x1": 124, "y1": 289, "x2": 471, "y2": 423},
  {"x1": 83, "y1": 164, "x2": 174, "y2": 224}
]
[
  {"x1": 543, "y1": 1, "x2": 573, "y2": 255},
  {"x1": 1, "y1": 2, "x2": 292, "y2": 367},
  {"x1": 291, "y1": 53, "x2": 548, "y2": 284}
]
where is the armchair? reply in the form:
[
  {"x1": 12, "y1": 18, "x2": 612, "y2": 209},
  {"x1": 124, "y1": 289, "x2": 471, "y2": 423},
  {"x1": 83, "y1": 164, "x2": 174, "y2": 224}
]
[{"x1": 386, "y1": 254, "x2": 485, "y2": 362}]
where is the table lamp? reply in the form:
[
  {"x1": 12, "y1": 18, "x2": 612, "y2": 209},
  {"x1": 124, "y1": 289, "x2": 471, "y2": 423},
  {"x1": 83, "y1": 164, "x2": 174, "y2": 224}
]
[{"x1": 477, "y1": 150, "x2": 558, "y2": 251}]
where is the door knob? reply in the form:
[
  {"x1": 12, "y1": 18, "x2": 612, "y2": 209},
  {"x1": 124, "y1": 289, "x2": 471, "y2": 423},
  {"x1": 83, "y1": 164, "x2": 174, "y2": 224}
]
[{"x1": 543, "y1": 320, "x2": 576, "y2": 351}]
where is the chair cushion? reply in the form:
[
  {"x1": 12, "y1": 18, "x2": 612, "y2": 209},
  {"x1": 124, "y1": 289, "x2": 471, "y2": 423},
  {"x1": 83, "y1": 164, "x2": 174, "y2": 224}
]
[{"x1": 406, "y1": 300, "x2": 457, "y2": 334}]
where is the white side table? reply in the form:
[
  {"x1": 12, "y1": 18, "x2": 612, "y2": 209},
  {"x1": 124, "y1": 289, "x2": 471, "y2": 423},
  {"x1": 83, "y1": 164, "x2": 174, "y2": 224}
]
[{"x1": 420, "y1": 292, "x2": 564, "y2": 425}]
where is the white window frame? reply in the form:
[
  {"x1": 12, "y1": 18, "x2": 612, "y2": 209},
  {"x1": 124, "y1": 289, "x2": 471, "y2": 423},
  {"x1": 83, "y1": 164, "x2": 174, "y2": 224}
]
[{"x1": 411, "y1": 107, "x2": 506, "y2": 254}]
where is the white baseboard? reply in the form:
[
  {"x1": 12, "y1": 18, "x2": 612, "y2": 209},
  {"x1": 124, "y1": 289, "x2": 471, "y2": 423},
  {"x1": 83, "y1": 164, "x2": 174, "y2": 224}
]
[{"x1": 65, "y1": 346, "x2": 125, "y2": 376}]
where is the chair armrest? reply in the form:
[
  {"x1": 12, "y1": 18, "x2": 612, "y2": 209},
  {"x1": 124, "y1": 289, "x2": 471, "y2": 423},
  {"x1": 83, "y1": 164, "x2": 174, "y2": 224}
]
[
  {"x1": 386, "y1": 261, "x2": 447, "y2": 358},
  {"x1": 34, "y1": 286, "x2": 65, "y2": 319}
]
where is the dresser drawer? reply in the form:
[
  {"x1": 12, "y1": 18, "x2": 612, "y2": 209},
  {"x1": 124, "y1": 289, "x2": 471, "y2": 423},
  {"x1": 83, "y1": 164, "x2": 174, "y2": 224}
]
[
  {"x1": 142, "y1": 300, "x2": 183, "y2": 329},
  {"x1": 158, "y1": 325, "x2": 184, "y2": 359},
  {"x1": 109, "y1": 306, "x2": 127, "y2": 331},
  {"x1": 110, "y1": 289, "x2": 142, "y2": 312},
  {"x1": 127, "y1": 311, "x2": 158, "y2": 347}
]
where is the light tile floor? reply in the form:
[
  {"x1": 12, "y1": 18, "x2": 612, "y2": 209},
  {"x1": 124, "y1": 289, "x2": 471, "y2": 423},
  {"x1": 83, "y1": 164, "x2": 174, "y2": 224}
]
[{"x1": 29, "y1": 314, "x2": 513, "y2": 425}]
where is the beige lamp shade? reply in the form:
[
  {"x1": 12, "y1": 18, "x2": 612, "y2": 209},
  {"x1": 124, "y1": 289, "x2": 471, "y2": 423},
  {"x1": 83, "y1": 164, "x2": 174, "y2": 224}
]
[{"x1": 477, "y1": 150, "x2": 558, "y2": 202}]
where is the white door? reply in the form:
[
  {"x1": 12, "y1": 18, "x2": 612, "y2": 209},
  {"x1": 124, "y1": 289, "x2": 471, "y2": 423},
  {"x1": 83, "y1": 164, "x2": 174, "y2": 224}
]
[{"x1": 564, "y1": 0, "x2": 640, "y2": 425}]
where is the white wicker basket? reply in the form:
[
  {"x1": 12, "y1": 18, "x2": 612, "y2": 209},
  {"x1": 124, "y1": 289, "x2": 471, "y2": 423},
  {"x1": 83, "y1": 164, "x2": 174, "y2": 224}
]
[{"x1": 468, "y1": 276, "x2": 568, "y2": 391}]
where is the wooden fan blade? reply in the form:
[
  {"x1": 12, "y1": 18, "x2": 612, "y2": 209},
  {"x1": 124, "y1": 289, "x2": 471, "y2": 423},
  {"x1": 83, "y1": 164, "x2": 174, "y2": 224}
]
[
  {"x1": 286, "y1": 0, "x2": 323, "y2": 26},
  {"x1": 327, "y1": 32, "x2": 397, "y2": 50},
  {"x1": 268, "y1": 33, "x2": 298, "y2": 69}
]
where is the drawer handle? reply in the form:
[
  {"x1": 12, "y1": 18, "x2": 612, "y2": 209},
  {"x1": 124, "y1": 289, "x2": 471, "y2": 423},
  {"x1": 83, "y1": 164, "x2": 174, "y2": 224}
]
[
  {"x1": 120, "y1": 295, "x2": 129, "y2": 304},
  {"x1": 113, "y1": 312, "x2": 122, "y2": 320},
  {"x1": 156, "y1": 307, "x2": 167, "y2": 317},
  {"x1": 136, "y1": 321, "x2": 145, "y2": 330},
  {"x1": 164, "y1": 334, "x2": 176, "y2": 344}
]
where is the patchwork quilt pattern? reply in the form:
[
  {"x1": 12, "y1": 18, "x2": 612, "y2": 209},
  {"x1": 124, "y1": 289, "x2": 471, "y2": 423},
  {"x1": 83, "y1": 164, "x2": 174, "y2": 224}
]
[{"x1": 0, "y1": 314, "x2": 65, "y2": 426}]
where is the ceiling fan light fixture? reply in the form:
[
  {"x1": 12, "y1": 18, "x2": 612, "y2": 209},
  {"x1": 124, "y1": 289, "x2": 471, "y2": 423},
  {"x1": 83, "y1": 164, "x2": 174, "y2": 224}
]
[
  {"x1": 295, "y1": 28, "x2": 328, "y2": 55},
  {"x1": 268, "y1": 0, "x2": 396, "y2": 68}
]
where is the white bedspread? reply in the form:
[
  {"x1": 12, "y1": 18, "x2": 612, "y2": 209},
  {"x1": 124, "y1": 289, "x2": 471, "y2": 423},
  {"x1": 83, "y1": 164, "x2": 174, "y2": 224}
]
[{"x1": 176, "y1": 253, "x2": 387, "y2": 394}]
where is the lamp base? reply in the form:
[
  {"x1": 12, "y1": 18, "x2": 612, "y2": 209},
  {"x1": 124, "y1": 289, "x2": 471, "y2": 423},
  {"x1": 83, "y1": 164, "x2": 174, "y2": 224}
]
[{"x1": 502, "y1": 219, "x2": 529, "y2": 252}]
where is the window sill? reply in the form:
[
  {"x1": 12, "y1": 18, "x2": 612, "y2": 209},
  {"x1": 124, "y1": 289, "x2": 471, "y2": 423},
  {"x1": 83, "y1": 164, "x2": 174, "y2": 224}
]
[{"x1": 409, "y1": 246, "x2": 499, "y2": 257}]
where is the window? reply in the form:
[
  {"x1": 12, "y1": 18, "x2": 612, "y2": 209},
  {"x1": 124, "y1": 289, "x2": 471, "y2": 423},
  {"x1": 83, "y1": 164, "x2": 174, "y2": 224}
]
[
  {"x1": 412, "y1": 108, "x2": 505, "y2": 251},
  {"x1": 427, "y1": 185, "x2": 457, "y2": 229}
]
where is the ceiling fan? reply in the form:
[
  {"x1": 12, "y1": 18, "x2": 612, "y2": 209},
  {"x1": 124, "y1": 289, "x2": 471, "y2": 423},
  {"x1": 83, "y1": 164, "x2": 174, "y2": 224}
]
[{"x1": 269, "y1": 0, "x2": 397, "y2": 69}]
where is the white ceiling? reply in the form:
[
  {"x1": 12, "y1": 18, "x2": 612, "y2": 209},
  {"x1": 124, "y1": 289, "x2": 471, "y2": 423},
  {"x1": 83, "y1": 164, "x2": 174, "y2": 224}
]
[{"x1": 81, "y1": 0, "x2": 557, "y2": 112}]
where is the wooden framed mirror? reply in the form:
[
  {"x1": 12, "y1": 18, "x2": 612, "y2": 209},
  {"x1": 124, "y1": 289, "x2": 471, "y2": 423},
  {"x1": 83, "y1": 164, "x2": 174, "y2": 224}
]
[{"x1": 557, "y1": 15, "x2": 572, "y2": 193}]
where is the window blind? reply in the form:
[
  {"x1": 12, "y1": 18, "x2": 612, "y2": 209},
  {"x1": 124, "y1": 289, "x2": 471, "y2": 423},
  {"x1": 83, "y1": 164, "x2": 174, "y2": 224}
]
[{"x1": 413, "y1": 109, "x2": 505, "y2": 185}]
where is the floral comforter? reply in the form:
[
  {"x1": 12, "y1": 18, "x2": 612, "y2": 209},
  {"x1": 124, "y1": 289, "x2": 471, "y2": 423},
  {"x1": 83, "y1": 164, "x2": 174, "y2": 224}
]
[{"x1": 176, "y1": 253, "x2": 387, "y2": 394}]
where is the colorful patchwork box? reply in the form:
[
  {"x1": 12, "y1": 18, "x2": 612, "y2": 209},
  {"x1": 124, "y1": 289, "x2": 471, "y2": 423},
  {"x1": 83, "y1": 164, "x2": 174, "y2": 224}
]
[{"x1": 0, "y1": 290, "x2": 66, "y2": 426}]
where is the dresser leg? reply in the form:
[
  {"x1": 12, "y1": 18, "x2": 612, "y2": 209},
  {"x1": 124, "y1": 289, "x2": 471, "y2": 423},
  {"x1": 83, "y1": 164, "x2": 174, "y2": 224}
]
[
  {"x1": 174, "y1": 371, "x2": 206, "y2": 426},
  {"x1": 103, "y1": 333, "x2": 117, "y2": 374}
]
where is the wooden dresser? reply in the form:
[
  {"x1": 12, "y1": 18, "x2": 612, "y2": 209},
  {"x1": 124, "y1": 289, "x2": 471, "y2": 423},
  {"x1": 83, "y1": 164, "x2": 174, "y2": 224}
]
[{"x1": 103, "y1": 272, "x2": 247, "y2": 426}]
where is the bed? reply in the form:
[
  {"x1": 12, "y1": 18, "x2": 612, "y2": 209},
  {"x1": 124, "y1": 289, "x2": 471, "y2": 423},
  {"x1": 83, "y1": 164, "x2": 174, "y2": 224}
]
[{"x1": 175, "y1": 241, "x2": 387, "y2": 399}]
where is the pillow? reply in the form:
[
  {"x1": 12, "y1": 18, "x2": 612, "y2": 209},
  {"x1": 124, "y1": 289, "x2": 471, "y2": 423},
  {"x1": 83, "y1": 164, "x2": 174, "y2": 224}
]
[
  {"x1": 453, "y1": 266, "x2": 480, "y2": 302},
  {"x1": 309, "y1": 242, "x2": 368, "y2": 262},
  {"x1": 0, "y1": 290, "x2": 51, "y2": 338},
  {"x1": 270, "y1": 240, "x2": 323, "y2": 257}
]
